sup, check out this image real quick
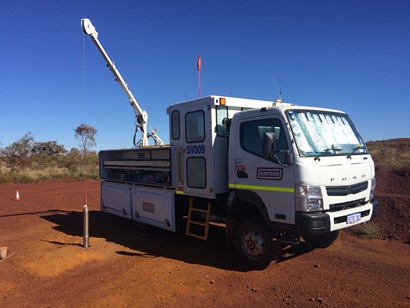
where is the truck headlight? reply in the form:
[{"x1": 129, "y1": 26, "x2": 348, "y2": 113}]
[
  {"x1": 295, "y1": 184, "x2": 323, "y2": 212},
  {"x1": 370, "y1": 177, "x2": 376, "y2": 200}
]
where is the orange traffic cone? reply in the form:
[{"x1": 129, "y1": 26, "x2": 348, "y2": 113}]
[{"x1": 15, "y1": 190, "x2": 20, "y2": 201}]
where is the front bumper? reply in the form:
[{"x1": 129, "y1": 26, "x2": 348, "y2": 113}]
[{"x1": 296, "y1": 199, "x2": 379, "y2": 236}]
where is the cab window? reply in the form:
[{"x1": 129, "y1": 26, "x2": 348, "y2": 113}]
[
  {"x1": 216, "y1": 106, "x2": 228, "y2": 136},
  {"x1": 171, "y1": 110, "x2": 180, "y2": 140},
  {"x1": 185, "y1": 111, "x2": 205, "y2": 143},
  {"x1": 240, "y1": 118, "x2": 288, "y2": 164},
  {"x1": 186, "y1": 157, "x2": 206, "y2": 188}
]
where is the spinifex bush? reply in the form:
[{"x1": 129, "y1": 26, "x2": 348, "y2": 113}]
[
  {"x1": 357, "y1": 222, "x2": 379, "y2": 239},
  {"x1": 367, "y1": 139, "x2": 410, "y2": 169}
]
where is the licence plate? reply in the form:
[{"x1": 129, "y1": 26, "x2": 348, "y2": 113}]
[{"x1": 347, "y1": 212, "x2": 361, "y2": 224}]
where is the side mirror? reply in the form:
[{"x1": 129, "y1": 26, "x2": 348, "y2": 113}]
[
  {"x1": 263, "y1": 131, "x2": 293, "y2": 165},
  {"x1": 222, "y1": 117, "x2": 232, "y2": 136},
  {"x1": 263, "y1": 132, "x2": 275, "y2": 159},
  {"x1": 287, "y1": 151, "x2": 294, "y2": 164}
]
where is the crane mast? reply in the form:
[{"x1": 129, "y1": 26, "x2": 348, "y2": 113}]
[{"x1": 81, "y1": 18, "x2": 163, "y2": 146}]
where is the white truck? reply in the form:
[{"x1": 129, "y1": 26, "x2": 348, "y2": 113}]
[{"x1": 82, "y1": 19, "x2": 379, "y2": 269}]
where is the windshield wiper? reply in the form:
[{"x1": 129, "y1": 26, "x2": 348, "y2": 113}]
[
  {"x1": 347, "y1": 144, "x2": 366, "y2": 159},
  {"x1": 350, "y1": 145, "x2": 364, "y2": 154},
  {"x1": 322, "y1": 144, "x2": 343, "y2": 154}
]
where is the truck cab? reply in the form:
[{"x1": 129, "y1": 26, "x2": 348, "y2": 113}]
[{"x1": 226, "y1": 102, "x2": 379, "y2": 266}]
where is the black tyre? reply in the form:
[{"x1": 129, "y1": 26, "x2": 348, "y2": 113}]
[
  {"x1": 303, "y1": 230, "x2": 340, "y2": 248},
  {"x1": 234, "y1": 218, "x2": 281, "y2": 270}
]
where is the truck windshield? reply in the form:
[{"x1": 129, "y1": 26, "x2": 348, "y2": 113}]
[{"x1": 286, "y1": 110, "x2": 368, "y2": 157}]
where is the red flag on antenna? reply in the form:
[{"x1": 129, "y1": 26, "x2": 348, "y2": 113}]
[{"x1": 197, "y1": 54, "x2": 201, "y2": 71}]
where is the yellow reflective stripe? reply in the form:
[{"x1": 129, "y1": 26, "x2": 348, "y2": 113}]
[
  {"x1": 229, "y1": 183, "x2": 294, "y2": 193},
  {"x1": 176, "y1": 190, "x2": 184, "y2": 195}
]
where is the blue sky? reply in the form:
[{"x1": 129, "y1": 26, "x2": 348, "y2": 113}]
[{"x1": 1, "y1": 0, "x2": 409, "y2": 151}]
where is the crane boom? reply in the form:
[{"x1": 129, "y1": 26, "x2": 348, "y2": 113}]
[{"x1": 81, "y1": 18, "x2": 163, "y2": 146}]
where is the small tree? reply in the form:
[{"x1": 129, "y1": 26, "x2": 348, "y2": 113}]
[
  {"x1": 32, "y1": 141, "x2": 67, "y2": 168},
  {"x1": 74, "y1": 124, "x2": 97, "y2": 155},
  {"x1": 32, "y1": 141, "x2": 67, "y2": 156},
  {"x1": 0, "y1": 132, "x2": 36, "y2": 172},
  {"x1": 63, "y1": 147, "x2": 82, "y2": 171}
]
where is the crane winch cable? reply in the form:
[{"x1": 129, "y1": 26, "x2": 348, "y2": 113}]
[{"x1": 81, "y1": 30, "x2": 89, "y2": 248}]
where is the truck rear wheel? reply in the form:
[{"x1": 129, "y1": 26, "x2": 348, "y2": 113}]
[
  {"x1": 303, "y1": 230, "x2": 340, "y2": 248},
  {"x1": 234, "y1": 218, "x2": 281, "y2": 270}
]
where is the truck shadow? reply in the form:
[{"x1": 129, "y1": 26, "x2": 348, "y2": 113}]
[{"x1": 41, "y1": 210, "x2": 314, "y2": 272}]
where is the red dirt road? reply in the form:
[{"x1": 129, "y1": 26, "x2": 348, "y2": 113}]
[{"x1": 0, "y1": 177, "x2": 409, "y2": 307}]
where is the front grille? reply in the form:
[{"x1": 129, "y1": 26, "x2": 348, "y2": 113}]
[
  {"x1": 326, "y1": 181, "x2": 368, "y2": 196},
  {"x1": 329, "y1": 198, "x2": 366, "y2": 212}
]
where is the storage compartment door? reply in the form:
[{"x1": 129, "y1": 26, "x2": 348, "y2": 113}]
[
  {"x1": 101, "y1": 182, "x2": 132, "y2": 219},
  {"x1": 131, "y1": 188, "x2": 175, "y2": 232}
]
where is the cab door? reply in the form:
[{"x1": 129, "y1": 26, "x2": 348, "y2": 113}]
[
  {"x1": 232, "y1": 115, "x2": 295, "y2": 224},
  {"x1": 170, "y1": 103, "x2": 214, "y2": 199},
  {"x1": 182, "y1": 109, "x2": 209, "y2": 197}
]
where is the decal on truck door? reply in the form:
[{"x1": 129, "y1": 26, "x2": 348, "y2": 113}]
[
  {"x1": 186, "y1": 144, "x2": 205, "y2": 155},
  {"x1": 257, "y1": 168, "x2": 283, "y2": 180},
  {"x1": 235, "y1": 159, "x2": 246, "y2": 171}
]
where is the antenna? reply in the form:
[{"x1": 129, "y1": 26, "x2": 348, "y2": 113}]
[
  {"x1": 279, "y1": 79, "x2": 282, "y2": 100},
  {"x1": 278, "y1": 65, "x2": 283, "y2": 100},
  {"x1": 273, "y1": 68, "x2": 283, "y2": 101},
  {"x1": 273, "y1": 76, "x2": 280, "y2": 99}
]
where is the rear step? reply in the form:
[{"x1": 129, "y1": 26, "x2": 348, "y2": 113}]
[{"x1": 186, "y1": 197, "x2": 211, "y2": 240}]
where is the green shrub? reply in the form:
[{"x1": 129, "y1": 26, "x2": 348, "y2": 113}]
[
  {"x1": 0, "y1": 130, "x2": 99, "y2": 183},
  {"x1": 0, "y1": 166, "x2": 96, "y2": 183},
  {"x1": 356, "y1": 222, "x2": 379, "y2": 239}
]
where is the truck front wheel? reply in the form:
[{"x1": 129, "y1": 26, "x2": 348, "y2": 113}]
[{"x1": 234, "y1": 218, "x2": 281, "y2": 270}]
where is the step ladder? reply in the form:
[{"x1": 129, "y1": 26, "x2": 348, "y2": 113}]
[{"x1": 186, "y1": 197, "x2": 211, "y2": 240}]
